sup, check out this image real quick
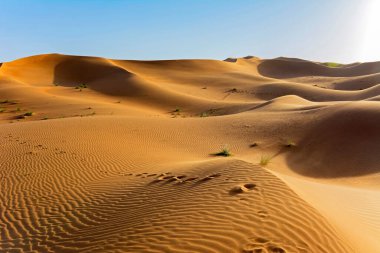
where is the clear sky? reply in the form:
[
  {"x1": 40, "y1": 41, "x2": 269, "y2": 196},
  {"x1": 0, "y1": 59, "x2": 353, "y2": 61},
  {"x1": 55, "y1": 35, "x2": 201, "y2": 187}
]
[{"x1": 1, "y1": 0, "x2": 380, "y2": 63}]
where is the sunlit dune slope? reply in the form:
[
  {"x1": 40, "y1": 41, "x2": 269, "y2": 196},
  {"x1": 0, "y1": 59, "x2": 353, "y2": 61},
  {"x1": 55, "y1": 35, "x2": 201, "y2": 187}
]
[{"x1": 0, "y1": 117, "x2": 353, "y2": 253}]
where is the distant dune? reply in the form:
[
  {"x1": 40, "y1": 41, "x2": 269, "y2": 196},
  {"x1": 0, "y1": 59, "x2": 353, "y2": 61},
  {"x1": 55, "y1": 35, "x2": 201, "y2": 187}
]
[{"x1": 1, "y1": 54, "x2": 380, "y2": 252}]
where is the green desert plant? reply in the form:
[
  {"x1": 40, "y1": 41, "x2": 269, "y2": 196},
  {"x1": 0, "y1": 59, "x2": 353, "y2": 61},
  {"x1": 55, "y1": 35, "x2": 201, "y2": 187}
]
[
  {"x1": 200, "y1": 112, "x2": 209, "y2": 117},
  {"x1": 75, "y1": 83, "x2": 87, "y2": 90},
  {"x1": 171, "y1": 108, "x2": 182, "y2": 117},
  {"x1": 323, "y1": 62, "x2": 342, "y2": 68},
  {"x1": 0, "y1": 99, "x2": 17, "y2": 105},
  {"x1": 200, "y1": 108, "x2": 217, "y2": 117},
  {"x1": 24, "y1": 112, "x2": 33, "y2": 116},
  {"x1": 259, "y1": 155, "x2": 271, "y2": 166},
  {"x1": 0, "y1": 108, "x2": 4, "y2": 113},
  {"x1": 214, "y1": 148, "x2": 232, "y2": 157}
]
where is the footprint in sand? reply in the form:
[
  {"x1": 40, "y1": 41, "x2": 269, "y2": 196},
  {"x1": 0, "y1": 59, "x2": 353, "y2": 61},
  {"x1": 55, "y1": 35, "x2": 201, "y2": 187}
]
[
  {"x1": 149, "y1": 173, "x2": 213, "y2": 185},
  {"x1": 199, "y1": 173, "x2": 222, "y2": 182},
  {"x1": 167, "y1": 176, "x2": 181, "y2": 183},
  {"x1": 149, "y1": 172, "x2": 223, "y2": 185},
  {"x1": 230, "y1": 183, "x2": 256, "y2": 195},
  {"x1": 257, "y1": 210, "x2": 268, "y2": 218},
  {"x1": 134, "y1": 173, "x2": 154, "y2": 178},
  {"x1": 183, "y1": 177, "x2": 198, "y2": 182},
  {"x1": 149, "y1": 173, "x2": 185, "y2": 184},
  {"x1": 242, "y1": 238, "x2": 286, "y2": 253}
]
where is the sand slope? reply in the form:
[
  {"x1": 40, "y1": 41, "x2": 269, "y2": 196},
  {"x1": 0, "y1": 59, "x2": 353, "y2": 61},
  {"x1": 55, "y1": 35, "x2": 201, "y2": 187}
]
[{"x1": 1, "y1": 53, "x2": 380, "y2": 252}]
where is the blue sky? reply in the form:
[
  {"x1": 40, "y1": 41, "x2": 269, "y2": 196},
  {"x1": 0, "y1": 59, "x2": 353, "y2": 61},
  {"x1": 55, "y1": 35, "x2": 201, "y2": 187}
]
[{"x1": 1, "y1": 0, "x2": 379, "y2": 63}]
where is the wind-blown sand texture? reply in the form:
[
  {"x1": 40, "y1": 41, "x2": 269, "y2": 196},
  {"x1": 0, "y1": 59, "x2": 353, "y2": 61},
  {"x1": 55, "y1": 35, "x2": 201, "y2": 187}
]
[{"x1": 1, "y1": 54, "x2": 380, "y2": 252}]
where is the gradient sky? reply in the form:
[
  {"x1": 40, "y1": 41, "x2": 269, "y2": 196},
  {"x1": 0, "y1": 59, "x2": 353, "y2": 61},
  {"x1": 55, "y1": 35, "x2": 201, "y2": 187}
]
[{"x1": 1, "y1": 0, "x2": 380, "y2": 63}]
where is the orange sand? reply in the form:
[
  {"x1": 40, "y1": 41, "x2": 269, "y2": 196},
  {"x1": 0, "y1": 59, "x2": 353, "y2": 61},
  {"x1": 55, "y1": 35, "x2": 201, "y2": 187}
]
[{"x1": 1, "y1": 54, "x2": 380, "y2": 252}]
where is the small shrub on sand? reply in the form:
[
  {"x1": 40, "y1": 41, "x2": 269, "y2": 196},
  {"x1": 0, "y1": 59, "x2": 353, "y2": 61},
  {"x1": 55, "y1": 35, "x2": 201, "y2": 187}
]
[
  {"x1": 200, "y1": 112, "x2": 209, "y2": 117},
  {"x1": 16, "y1": 111, "x2": 33, "y2": 119},
  {"x1": 260, "y1": 155, "x2": 271, "y2": 166},
  {"x1": 214, "y1": 148, "x2": 232, "y2": 157},
  {"x1": 24, "y1": 112, "x2": 33, "y2": 116},
  {"x1": 323, "y1": 62, "x2": 342, "y2": 68},
  {"x1": 75, "y1": 84, "x2": 87, "y2": 90},
  {"x1": 0, "y1": 108, "x2": 4, "y2": 113},
  {"x1": 0, "y1": 99, "x2": 16, "y2": 105},
  {"x1": 200, "y1": 108, "x2": 217, "y2": 117},
  {"x1": 171, "y1": 108, "x2": 182, "y2": 117}
]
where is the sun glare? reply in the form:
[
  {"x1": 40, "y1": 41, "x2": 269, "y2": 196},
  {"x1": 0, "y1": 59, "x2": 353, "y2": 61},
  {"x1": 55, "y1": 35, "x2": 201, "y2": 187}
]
[{"x1": 360, "y1": 0, "x2": 380, "y2": 61}]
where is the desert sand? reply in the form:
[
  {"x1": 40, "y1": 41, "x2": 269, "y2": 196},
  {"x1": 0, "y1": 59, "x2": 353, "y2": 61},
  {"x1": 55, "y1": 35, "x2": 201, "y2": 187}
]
[{"x1": 1, "y1": 54, "x2": 380, "y2": 252}]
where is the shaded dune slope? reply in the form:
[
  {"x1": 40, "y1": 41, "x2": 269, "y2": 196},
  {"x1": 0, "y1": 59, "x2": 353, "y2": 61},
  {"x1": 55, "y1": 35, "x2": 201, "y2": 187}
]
[
  {"x1": 286, "y1": 102, "x2": 380, "y2": 177},
  {"x1": 257, "y1": 58, "x2": 380, "y2": 78}
]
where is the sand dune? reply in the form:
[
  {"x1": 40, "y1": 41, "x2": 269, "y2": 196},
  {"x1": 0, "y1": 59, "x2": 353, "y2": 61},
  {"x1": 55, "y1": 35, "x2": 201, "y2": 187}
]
[
  {"x1": 257, "y1": 57, "x2": 380, "y2": 78},
  {"x1": 1, "y1": 53, "x2": 380, "y2": 252}
]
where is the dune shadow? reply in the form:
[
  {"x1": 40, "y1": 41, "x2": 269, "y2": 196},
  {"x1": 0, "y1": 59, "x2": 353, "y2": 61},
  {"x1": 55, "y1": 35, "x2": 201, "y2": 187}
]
[
  {"x1": 285, "y1": 105, "x2": 380, "y2": 178},
  {"x1": 257, "y1": 59, "x2": 335, "y2": 79},
  {"x1": 52, "y1": 56, "x2": 136, "y2": 96},
  {"x1": 257, "y1": 59, "x2": 380, "y2": 79}
]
